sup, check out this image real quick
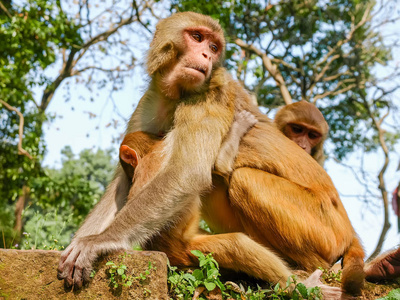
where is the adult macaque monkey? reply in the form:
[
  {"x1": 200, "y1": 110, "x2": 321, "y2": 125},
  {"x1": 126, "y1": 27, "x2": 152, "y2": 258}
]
[
  {"x1": 58, "y1": 12, "x2": 364, "y2": 298},
  {"x1": 274, "y1": 101, "x2": 400, "y2": 283},
  {"x1": 274, "y1": 100, "x2": 328, "y2": 166}
]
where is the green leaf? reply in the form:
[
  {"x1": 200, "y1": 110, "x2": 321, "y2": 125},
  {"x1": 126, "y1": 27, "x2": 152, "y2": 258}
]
[
  {"x1": 376, "y1": 288, "x2": 400, "y2": 300},
  {"x1": 191, "y1": 250, "x2": 204, "y2": 259},
  {"x1": 204, "y1": 281, "x2": 216, "y2": 291},
  {"x1": 207, "y1": 268, "x2": 219, "y2": 279},
  {"x1": 183, "y1": 273, "x2": 196, "y2": 282},
  {"x1": 192, "y1": 269, "x2": 204, "y2": 281},
  {"x1": 117, "y1": 268, "x2": 125, "y2": 275},
  {"x1": 296, "y1": 283, "x2": 308, "y2": 297}
]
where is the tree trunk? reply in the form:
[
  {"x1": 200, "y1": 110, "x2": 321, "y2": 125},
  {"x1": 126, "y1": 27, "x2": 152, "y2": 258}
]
[{"x1": 13, "y1": 185, "x2": 30, "y2": 241}]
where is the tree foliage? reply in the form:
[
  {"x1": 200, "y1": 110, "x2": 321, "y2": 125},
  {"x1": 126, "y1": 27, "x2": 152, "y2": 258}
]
[
  {"x1": 19, "y1": 146, "x2": 115, "y2": 249},
  {"x1": 0, "y1": 0, "x2": 82, "y2": 201}
]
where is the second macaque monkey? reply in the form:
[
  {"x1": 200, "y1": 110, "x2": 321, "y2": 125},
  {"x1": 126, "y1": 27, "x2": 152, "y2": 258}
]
[
  {"x1": 274, "y1": 101, "x2": 329, "y2": 166},
  {"x1": 120, "y1": 111, "x2": 258, "y2": 183}
]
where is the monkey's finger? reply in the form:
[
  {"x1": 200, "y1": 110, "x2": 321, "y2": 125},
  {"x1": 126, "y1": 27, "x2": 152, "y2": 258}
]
[
  {"x1": 83, "y1": 267, "x2": 93, "y2": 285},
  {"x1": 59, "y1": 248, "x2": 80, "y2": 286},
  {"x1": 57, "y1": 246, "x2": 74, "y2": 279},
  {"x1": 64, "y1": 276, "x2": 74, "y2": 289},
  {"x1": 73, "y1": 265, "x2": 83, "y2": 289}
]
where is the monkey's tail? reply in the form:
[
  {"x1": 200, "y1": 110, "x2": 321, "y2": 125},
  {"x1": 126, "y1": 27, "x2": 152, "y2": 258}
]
[{"x1": 341, "y1": 236, "x2": 365, "y2": 295}]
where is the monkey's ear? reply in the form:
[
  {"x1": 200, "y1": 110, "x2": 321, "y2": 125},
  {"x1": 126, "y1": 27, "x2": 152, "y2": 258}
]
[
  {"x1": 147, "y1": 41, "x2": 177, "y2": 76},
  {"x1": 120, "y1": 145, "x2": 140, "y2": 167}
]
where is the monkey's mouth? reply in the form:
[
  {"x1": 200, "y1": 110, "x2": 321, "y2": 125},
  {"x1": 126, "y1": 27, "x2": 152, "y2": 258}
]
[{"x1": 188, "y1": 66, "x2": 206, "y2": 75}]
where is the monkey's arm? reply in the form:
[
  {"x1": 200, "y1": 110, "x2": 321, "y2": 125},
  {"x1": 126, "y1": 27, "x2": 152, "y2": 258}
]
[
  {"x1": 100, "y1": 100, "x2": 233, "y2": 242},
  {"x1": 72, "y1": 166, "x2": 130, "y2": 238},
  {"x1": 69, "y1": 93, "x2": 153, "y2": 239},
  {"x1": 57, "y1": 100, "x2": 233, "y2": 287},
  {"x1": 215, "y1": 111, "x2": 257, "y2": 176}
]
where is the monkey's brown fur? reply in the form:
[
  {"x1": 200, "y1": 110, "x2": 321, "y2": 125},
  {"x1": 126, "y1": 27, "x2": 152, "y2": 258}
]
[{"x1": 58, "y1": 12, "x2": 364, "y2": 298}]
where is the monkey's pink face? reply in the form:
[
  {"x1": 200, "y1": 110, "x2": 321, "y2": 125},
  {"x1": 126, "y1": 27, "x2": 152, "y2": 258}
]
[
  {"x1": 284, "y1": 122, "x2": 322, "y2": 154},
  {"x1": 161, "y1": 26, "x2": 223, "y2": 98},
  {"x1": 181, "y1": 27, "x2": 222, "y2": 80}
]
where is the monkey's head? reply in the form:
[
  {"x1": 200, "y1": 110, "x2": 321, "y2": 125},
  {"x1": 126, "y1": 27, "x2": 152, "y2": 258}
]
[
  {"x1": 147, "y1": 12, "x2": 226, "y2": 99},
  {"x1": 275, "y1": 101, "x2": 329, "y2": 157},
  {"x1": 119, "y1": 132, "x2": 160, "y2": 180}
]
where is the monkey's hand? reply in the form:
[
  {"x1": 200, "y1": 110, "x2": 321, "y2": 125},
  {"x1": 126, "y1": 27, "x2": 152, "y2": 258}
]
[
  {"x1": 57, "y1": 235, "x2": 125, "y2": 288},
  {"x1": 215, "y1": 110, "x2": 257, "y2": 176},
  {"x1": 233, "y1": 110, "x2": 258, "y2": 136}
]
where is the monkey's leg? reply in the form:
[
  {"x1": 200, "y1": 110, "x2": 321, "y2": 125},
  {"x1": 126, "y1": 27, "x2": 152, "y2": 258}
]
[
  {"x1": 190, "y1": 233, "x2": 292, "y2": 285},
  {"x1": 156, "y1": 231, "x2": 343, "y2": 299},
  {"x1": 156, "y1": 230, "x2": 292, "y2": 287},
  {"x1": 228, "y1": 167, "x2": 364, "y2": 295},
  {"x1": 229, "y1": 168, "x2": 336, "y2": 269}
]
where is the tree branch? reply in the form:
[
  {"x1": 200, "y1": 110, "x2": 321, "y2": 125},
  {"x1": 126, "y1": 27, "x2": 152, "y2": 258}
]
[
  {"x1": 313, "y1": 83, "x2": 358, "y2": 102},
  {"x1": 361, "y1": 96, "x2": 392, "y2": 261},
  {"x1": 0, "y1": 1, "x2": 12, "y2": 18},
  {"x1": 40, "y1": 6, "x2": 145, "y2": 113},
  {"x1": 235, "y1": 39, "x2": 292, "y2": 105},
  {"x1": 0, "y1": 99, "x2": 33, "y2": 160}
]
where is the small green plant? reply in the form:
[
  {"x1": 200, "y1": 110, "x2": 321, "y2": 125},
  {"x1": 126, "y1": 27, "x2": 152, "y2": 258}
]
[
  {"x1": 258, "y1": 275, "x2": 322, "y2": 300},
  {"x1": 106, "y1": 254, "x2": 155, "y2": 292},
  {"x1": 376, "y1": 288, "x2": 400, "y2": 300},
  {"x1": 20, "y1": 208, "x2": 71, "y2": 250},
  {"x1": 376, "y1": 289, "x2": 400, "y2": 300},
  {"x1": 106, "y1": 260, "x2": 132, "y2": 288},
  {"x1": 167, "y1": 250, "x2": 323, "y2": 300},
  {"x1": 318, "y1": 267, "x2": 342, "y2": 284},
  {"x1": 168, "y1": 250, "x2": 225, "y2": 299}
]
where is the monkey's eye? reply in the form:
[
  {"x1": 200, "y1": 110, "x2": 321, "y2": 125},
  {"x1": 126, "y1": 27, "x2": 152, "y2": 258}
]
[
  {"x1": 191, "y1": 32, "x2": 202, "y2": 42},
  {"x1": 210, "y1": 44, "x2": 218, "y2": 53},
  {"x1": 290, "y1": 124, "x2": 303, "y2": 134},
  {"x1": 308, "y1": 131, "x2": 321, "y2": 140}
]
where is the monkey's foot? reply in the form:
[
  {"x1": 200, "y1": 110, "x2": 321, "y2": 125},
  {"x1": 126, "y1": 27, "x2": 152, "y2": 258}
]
[
  {"x1": 365, "y1": 248, "x2": 400, "y2": 282},
  {"x1": 303, "y1": 269, "x2": 345, "y2": 300}
]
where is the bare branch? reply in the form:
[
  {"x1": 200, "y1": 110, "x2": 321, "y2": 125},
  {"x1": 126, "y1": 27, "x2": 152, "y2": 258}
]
[
  {"x1": 0, "y1": 1, "x2": 12, "y2": 18},
  {"x1": 323, "y1": 71, "x2": 352, "y2": 82},
  {"x1": 315, "y1": 3, "x2": 373, "y2": 70},
  {"x1": 40, "y1": 2, "x2": 150, "y2": 112},
  {"x1": 360, "y1": 93, "x2": 392, "y2": 261},
  {"x1": 331, "y1": 156, "x2": 378, "y2": 199},
  {"x1": 271, "y1": 58, "x2": 301, "y2": 73},
  {"x1": 81, "y1": 15, "x2": 136, "y2": 50},
  {"x1": 308, "y1": 54, "x2": 340, "y2": 95},
  {"x1": 132, "y1": 0, "x2": 152, "y2": 34},
  {"x1": 71, "y1": 64, "x2": 135, "y2": 76},
  {"x1": 235, "y1": 39, "x2": 292, "y2": 105},
  {"x1": 313, "y1": 83, "x2": 358, "y2": 102},
  {"x1": 0, "y1": 99, "x2": 33, "y2": 160}
]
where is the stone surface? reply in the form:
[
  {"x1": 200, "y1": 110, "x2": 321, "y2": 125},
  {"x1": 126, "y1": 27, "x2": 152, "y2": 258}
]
[{"x1": 0, "y1": 249, "x2": 168, "y2": 300}]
